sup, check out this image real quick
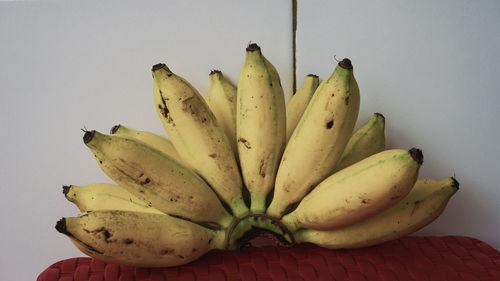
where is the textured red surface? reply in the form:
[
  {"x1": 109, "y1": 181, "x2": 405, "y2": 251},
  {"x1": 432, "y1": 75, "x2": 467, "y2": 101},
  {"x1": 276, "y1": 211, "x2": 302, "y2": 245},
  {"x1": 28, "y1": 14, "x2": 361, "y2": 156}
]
[{"x1": 38, "y1": 236, "x2": 500, "y2": 281}]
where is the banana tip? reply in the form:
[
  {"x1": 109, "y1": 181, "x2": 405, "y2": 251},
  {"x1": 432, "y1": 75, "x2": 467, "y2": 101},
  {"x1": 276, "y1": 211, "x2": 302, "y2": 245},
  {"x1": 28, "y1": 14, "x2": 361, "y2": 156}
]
[
  {"x1": 83, "y1": 130, "x2": 95, "y2": 144},
  {"x1": 55, "y1": 218, "x2": 71, "y2": 236},
  {"x1": 339, "y1": 58, "x2": 353, "y2": 70},
  {"x1": 110, "y1": 124, "x2": 121, "y2": 134},
  {"x1": 450, "y1": 177, "x2": 460, "y2": 190},
  {"x1": 151, "y1": 63, "x2": 166, "y2": 72},
  {"x1": 409, "y1": 148, "x2": 424, "y2": 165},
  {"x1": 209, "y1": 69, "x2": 222, "y2": 76},
  {"x1": 62, "y1": 185, "x2": 71, "y2": 195},
  {"x1": 374, "y1": 112, "x2": 385, "y2": 120},
  {"x1": 246, "y1": 43, "x2": 261, "y2": 52},
  {"x1": 306, "y1": 74, "x2": 319, "y2": 78}
]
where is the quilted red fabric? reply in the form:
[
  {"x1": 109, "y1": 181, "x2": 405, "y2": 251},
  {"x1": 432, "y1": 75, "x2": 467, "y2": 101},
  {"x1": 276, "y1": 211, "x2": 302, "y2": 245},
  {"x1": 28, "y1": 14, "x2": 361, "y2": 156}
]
[{"x1": 38, "y1": 236, "x2": 500, "y2": 281}]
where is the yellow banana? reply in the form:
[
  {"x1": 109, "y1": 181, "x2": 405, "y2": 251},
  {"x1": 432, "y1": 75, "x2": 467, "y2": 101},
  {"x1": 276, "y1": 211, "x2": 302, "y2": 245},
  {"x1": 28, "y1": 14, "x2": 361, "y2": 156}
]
[
  {"x1": 294, "y1": 177, "x2": 458, "y2": 249},
  {"x1": 267, "y1": 59, "x2": 360, "y2": 218},
  {"x1": 206, "y1": 70, "x2": 238, "y2": 159},
  {"x1": 332, "y1": 112, "x2": 385, "y2": 173},
  {"x1": 285, "y1": 74, "x2": 320, "y2": 141},
  {"x1": 56, "y1": 210, "x2": 225, "y2": 267},
  {"x1": 83, "y1": 130, "x2": 233, "y2": 227},
  {"x1": 236, "y1": 43, "x2": 286, "y2": 213},
  {"x1": 110, "y1": 124, "x2": 182, "y2": 164},
  {"x1": 281, "y1": 148, "x2": 423, "y2": 232},
  {"x1": 63, "y1": 183, "x2": 164, "y2": 214},
  {"x1": 152, "y1": 64, "x2": 248, "y2": 217}
]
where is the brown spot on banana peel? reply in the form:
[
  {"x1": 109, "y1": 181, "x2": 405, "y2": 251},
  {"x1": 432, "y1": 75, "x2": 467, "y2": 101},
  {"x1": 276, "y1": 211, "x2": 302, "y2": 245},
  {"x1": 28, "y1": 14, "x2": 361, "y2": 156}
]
[
  {"x1": 208, "y1": 153, "x2": 217, "y2": 158},
  {"x1": 326, "y1": 120, "x2": 334, "y2": 129},
  {"x1": 259, "y1": 159, "x2": 266, "y2": 178},
  {"x1": 123, "y1": 238, "x2": 134, "y2": 245},
  {"x1": 238, "y1": 138, "x2": 251, "y2": 149}
]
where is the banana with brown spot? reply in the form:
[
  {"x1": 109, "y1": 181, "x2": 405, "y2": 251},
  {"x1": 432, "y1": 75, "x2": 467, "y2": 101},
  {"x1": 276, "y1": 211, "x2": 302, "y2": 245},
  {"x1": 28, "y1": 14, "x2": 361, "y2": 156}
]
[
  {"x1": 83, "y1": 130, "x2": 233, "y2": 228},
  {"x1": 152, "y1": 64, "x2": 248, "y2": 217},
  {"x1": 206, "y1": 70, "x2": 238, "y2": 160},
  {"x1": 332, "y1": 112, "x2": 386, "y2": 173},
  {"x1": 281, "y1": 148, "x2": 423, "y2": 232},
  {"x1": 294, "y1": 177, "x2": 458, "y2": 249},
  {"x1": 63, "y1": 183, "x2": 164, "y2": 214},
  {"x1": 236, "y1": 43, "x2": 286, "y2": 213},
  {"x1": 267, "y1": 59, "x2": 360, "y2": 218},
  {"x1": 110, "y1": 124, "x2": 182, "y2": 164},
  {"x1": 56, "y1": 210, "x2": 225, "y2": 267},
  {"x1": 285, "y1": 74, "x2": 320, "y2": 141}
]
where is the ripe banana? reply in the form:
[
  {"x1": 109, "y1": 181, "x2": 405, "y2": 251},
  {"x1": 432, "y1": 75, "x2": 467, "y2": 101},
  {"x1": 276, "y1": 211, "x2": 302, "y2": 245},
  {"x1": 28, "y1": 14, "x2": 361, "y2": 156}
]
[
  {"x1": 285, "y1": 74, "x2": 320, "y2": 141},
  {"x1": 281, "y1": 148, "x2": 423, "y2": 232},
  {"x1": 83, "y1": 130, "x2": 233, "y2": 228},
  {"x1": 332, "y1": 112, "x2": 385, "y2": 173},
  {"x1": 63, "y1": 183, "x2": 164, "y2": 214},
  {"x1": 267, "y1": 59, "x2": 360, "y2": 218},
  {"x1": 206, "y1": 70, "x2": 238, "y2": 158},
  {"x1": 152, "y1": 64, "x2": 248, "y2": 217},
  {"x1": 55, "y1": 210, "x2": 225, "y2": 267},
  {"x1": 236, "y1": 43, "x2": 286, "y2": 213},
  {"x1": 110, "y1": 124, "x2": 182, "y2": 164},
  {"x1": 294, "y1": 177, "x2": 458, "y2": 249}
]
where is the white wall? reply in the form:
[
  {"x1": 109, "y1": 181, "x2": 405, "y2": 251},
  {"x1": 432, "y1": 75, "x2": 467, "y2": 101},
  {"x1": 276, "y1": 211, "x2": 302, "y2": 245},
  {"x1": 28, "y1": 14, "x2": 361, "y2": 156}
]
[
  {"x1": 1, "y1": 1, "x2": 499, "y2": 280},
  {"x1": 296, "y1": 0, "x2": 500, "y2": 248}
]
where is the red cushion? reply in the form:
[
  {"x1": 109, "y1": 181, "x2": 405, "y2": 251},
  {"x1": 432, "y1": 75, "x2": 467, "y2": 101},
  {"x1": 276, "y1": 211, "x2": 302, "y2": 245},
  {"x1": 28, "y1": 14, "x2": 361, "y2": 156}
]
[{"x1": 38, "y1": 236, "x2": 500, "y2": 281}]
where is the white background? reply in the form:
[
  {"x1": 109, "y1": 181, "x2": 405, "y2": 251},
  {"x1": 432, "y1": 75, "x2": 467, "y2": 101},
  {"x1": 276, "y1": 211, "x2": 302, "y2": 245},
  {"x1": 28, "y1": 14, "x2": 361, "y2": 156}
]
[{"x1": 0, "y1": 1, "x2": 498, "y2": 280}]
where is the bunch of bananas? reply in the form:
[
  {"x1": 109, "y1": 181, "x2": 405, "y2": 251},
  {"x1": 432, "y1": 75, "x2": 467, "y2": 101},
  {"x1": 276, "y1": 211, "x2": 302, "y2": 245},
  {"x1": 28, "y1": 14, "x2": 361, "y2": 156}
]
[{"x1": 56, "y1": 43, "x2": 458, "y2": 267}]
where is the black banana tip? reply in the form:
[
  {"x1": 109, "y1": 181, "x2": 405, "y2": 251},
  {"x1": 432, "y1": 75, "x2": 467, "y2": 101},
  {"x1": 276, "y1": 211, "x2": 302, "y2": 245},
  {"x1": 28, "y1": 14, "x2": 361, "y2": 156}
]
[
  {"x1": 246, "y1": 43, "x2": 261, "y2": 52},
  {"x1": 83, "y1": 130, "x2": 95, "y2": 144},
  {"x1": 55, "y1": 218, "x2": 71, "y2": 236},
  {"x1": 110, "y1": 124, "x2": 121, "y2": 134},
  {"x1": 307, "y1": 74, "x2": 319, "y2": 78},
  {"x1": 374, "y1": 112, "x2": 385, "y2": 120},
  {"x1": 450, "y1": 177, "x2": 460, "y2": 190},
  {"x1": 339, "y1": 58, "x2": 353, "y2": 70},
  {"x1": 210, "y1": 69, "x2": 222, "y2": 76},
  {"x1": 151, "y1": 63, "x2": 166, "y2": 72},
  {"x1": 62, "y1": 185, "x2": 71, "y2": 195},
  {"x1": 409, "y1": 148, "x2": 424, "y2": 165}
]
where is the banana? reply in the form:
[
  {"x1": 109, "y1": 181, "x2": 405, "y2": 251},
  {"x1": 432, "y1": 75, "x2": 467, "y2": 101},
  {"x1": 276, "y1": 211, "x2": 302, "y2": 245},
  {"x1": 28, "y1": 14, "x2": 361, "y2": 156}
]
[
  {"x1": 152, "y1": 64, "x2": 248, "y2": 217},
  {"x1": 55, "y1": 210, "x2": 225, "y2": 267},
  {"x1": 83, "y1": 130, "x2": 233, "y2": 228},
  {"x1": 281, "y1": 148, "x2": 423, "y2": 232},
  {"x1": 63, "y1": 183, "x2": 164, "y2": 214},
  {"x1": 267, "y1": 59, "x2": 360, "y2": 218},
  {"x1": 236, "y1": 43, "x2": 286, "y2": 213},
  {"x1": 285, "y1": 74, "x2": 320, "y2": 141},
  {"x1": 110, "y1": 124, "x2": 182, "y2": 164},
  {"x1": 206, "y1": 70, "x2": 238, "y2": 159},
  {"x1": 294, "y1": 177, "x2": 458, "y2": 249},
  {"x1": 332, "y1": 112, "x2": 385, "y2": 173}
]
